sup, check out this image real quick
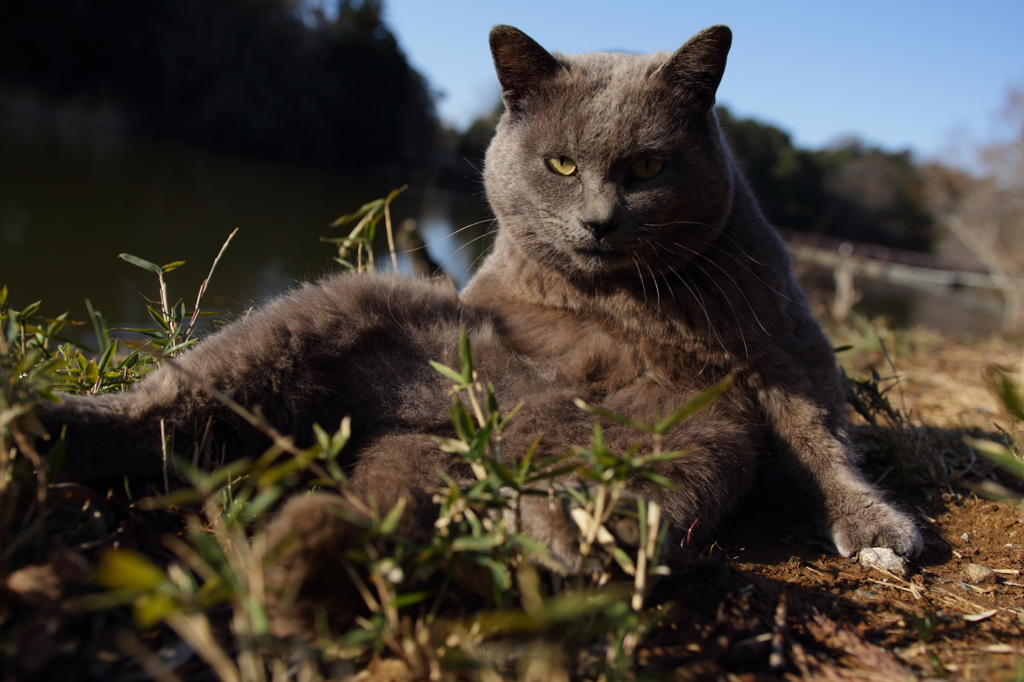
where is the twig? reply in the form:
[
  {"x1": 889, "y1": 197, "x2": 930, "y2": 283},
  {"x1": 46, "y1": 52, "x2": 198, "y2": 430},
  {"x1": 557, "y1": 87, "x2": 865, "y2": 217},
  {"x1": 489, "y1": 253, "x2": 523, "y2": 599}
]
[
  {"x1": 166, "y1": 611, "x2": 241, "y2": 682},
  {"x1": 867, "y1": 578, "x2": 922, "y2": 599},
  {"x1": 770, "y1": 592, "x2": 787, "y2": 672},
  {"x1": 187, "y1": 228, "x2": 238, "y2": 335},
  {"x1": 115, "y1": 629, "x2": 185, "y2": 682},
  {"x1": 384, "y1": 194, "x2": 399, "y2": 273},
  {"x1": 160, "y1": 418, "x2": 170, "y2": 495},
  {"x1": 864, "y1": 562, "x2": 923, "y2": 600}
]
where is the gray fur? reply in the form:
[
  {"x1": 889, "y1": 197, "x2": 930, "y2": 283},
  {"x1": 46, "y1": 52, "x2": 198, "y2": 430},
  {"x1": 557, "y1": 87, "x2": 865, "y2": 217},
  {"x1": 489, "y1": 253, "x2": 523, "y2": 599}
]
[{"x1": 37, "y1": 26, "x2": 922, "y2": 628}]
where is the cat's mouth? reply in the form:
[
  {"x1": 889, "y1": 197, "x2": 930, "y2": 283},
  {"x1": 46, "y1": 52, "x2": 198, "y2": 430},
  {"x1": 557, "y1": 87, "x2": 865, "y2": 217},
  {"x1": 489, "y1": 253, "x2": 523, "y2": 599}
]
[
  {"x1": 569, "y1": 244, "x2": 628, "y2": 271},
  {"x1": 574, "y1": 246, "x2": 615, "y2": 257}
]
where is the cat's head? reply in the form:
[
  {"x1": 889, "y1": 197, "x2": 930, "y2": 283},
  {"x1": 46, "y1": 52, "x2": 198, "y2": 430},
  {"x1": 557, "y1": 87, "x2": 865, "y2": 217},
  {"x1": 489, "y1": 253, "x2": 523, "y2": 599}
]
[{"x1": 483, "y1": 26, "x2": 736, "y2": 280}]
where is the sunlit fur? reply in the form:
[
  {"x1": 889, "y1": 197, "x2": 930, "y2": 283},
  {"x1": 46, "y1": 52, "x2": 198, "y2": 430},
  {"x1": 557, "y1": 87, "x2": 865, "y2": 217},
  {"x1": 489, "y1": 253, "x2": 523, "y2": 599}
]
[{"x1": 38, "y1": 25, "x2": 922, "y2": 634}]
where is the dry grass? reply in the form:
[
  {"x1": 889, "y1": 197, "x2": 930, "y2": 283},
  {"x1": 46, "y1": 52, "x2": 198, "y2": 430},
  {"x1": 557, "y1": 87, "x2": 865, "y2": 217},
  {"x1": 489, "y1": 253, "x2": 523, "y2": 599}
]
[{"x1": 4, "y1": 210, "x2": 1024, "y2": 680}]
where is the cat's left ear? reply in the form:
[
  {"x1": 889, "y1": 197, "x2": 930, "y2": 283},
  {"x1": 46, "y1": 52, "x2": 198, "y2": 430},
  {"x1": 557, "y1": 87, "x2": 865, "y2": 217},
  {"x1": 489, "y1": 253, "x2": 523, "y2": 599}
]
[
  {"x1": 489, "y1": 25, "x2": 565, "y2": 113},
  {"x1": 657, "y1": 25, "x2": 732, "y2": 109}
]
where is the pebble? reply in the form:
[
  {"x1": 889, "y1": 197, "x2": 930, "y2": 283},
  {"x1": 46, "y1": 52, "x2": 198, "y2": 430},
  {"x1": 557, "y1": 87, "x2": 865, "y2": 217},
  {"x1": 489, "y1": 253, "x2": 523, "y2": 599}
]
[
  {"x1": 858, "y1": 547, "x2": 909, "y2": 578},
  {"x1": 963, "y1": 563, "x2": 996, "y2": 585}
]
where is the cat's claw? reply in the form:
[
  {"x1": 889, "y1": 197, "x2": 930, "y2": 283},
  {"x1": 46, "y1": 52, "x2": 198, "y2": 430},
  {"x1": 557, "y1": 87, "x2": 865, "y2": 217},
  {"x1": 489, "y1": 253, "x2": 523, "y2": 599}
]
[{"x1": 830, "y1": 501, "x2": 923, "y2": 559}]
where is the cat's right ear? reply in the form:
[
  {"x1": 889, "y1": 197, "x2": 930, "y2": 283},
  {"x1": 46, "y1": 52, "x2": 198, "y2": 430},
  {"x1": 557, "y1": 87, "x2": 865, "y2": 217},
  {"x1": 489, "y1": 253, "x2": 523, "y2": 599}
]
[
  {"x1": 658, "y1": 25, "x2": 732, "y2": 110},
  {"x1": 489, "y1": 26, "x2": 564, "y2": 113}
]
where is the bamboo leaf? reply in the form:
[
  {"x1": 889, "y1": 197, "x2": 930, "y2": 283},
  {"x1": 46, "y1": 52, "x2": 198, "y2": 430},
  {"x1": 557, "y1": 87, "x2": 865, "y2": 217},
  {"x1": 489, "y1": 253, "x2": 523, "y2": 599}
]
[
  {"x1": 484, "y1": 458, "x2": 518, "y2": 488},
  {"x1": 93, "y1": 549, "x2": 169, "y2": 591},
  {"x1": 96, "y1": 339, "x2": 118, "y2": 374},
  {"x1": 451, "y1": 535, "x2": 501, "y2": 552},
  {"x1": 525, "y1": 464, "x2": 579, "y2": 483},
  {"x1": 992, "y1": 369, "x2": 1024, "y2": 421},
  {"x1": 486, "y1": 383, "x2": 500, "y2": 417},
  {"x1": 133, "y1": 592, "x2": 179, "y2": 629},
  {"x1": 637, "y1": 470, "x2": 679, "y2": 489},
  {"x1": 429, "y1": 360, "x2": 466, "y2": 386},
  {"x1": 384, "y1": 186, "x2": 407, "y2": 204},
  {"x1": 379, "y1": 497, "x2": 407, "y2": 536},
  {"x1": 85, "y1": 298, "x2": 110, "y2": 352},
  {"x1": 517, "y1": 433, "x2": 544, "y2": 478},
  {"x1": 635, "y1": 449, "x2": 690, "y2": 468},
  {"x1": 392, "y1": 591, "x2": 430, "y2": 609},
  {"x1": 119, "y1": 253, "x2": 164, "y2": 275},
  {"x1": 450, "y1": 401, "x2": 476, "y2": 443},
  {"x1": 510, "y1": 534, "x2": 549, "y2": 556},
  {"x1": 498, "y1": 401, "x2": 526, "y2": 431},
  {"x1": 146, "y1": 305, "x2": 170, "y2": 331},
  {"x1": 330, "y1": 199, "x2": 384, "y2": 228},
  {"x1": 574, "y1": 399, "x2": 651, "y2": 432},
  {"x1": 966, "y1": 437, "x2": 1024, "y2": 479},
  {"x1": 654, "y1": 375, "x2": 733, "y2": 434},
  {"x1": 458, "y1": 326, "x2": 474, "y2": 382},
  {"x1": 239, "y1": 486, "x2": 284, "y2": 524}
]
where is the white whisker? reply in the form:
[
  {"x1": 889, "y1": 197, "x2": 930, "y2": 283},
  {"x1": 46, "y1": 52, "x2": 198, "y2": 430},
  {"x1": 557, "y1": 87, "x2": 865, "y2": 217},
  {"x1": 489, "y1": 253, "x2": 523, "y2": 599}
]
[
  {"x1": 644, "y1": 218, "x2": 799, "y2": 304},
  {"x1": 644, "y1": 261, "x2": 661, "y2": 310},
  {"x1": 669, "y1": 241, "x2": 770, "y2": 338},
  {"x1": 632, "y1": 254, "x2": 648, "y2": 303},
  {"x1": 416, "y1": 217, "x2": 498, "y2": 253}
]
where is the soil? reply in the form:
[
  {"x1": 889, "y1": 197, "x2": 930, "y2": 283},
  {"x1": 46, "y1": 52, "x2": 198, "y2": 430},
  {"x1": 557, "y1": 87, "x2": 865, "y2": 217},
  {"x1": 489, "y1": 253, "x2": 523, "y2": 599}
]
[{"x1": 632, "y1": 333, "x2": 1024, "y2": 681}]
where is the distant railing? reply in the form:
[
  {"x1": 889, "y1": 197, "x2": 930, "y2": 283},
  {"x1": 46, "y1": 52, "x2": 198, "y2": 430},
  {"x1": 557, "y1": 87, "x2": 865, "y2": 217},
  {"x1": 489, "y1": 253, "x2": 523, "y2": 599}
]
[{"x1": 778, "y1": 229, "x2": 1024, "y2": 333}]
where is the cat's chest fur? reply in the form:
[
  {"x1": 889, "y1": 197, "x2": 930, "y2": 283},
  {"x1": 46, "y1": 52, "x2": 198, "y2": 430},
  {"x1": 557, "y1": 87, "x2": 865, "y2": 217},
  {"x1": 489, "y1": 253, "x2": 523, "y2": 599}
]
[{"x1": 479, "y1": 294, "x2": 738, "y2": 397}]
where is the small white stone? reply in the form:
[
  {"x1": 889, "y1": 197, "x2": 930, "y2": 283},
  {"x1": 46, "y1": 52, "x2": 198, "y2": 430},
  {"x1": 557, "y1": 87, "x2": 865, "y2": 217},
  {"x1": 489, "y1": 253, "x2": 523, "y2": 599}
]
[
  {"x1": 963, "y1": 563, "x2": 996, "y2": 585},
  {"x1": 858, "y1": 546, "x2": 909, "y2": 578}
]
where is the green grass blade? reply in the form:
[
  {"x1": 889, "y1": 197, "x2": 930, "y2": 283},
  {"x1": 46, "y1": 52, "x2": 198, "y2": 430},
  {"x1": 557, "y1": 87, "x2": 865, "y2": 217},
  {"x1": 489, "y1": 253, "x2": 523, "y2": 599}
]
[
  {"x1": 118, "y1": 253, "x2": 164, "y2": 275},
  {"x1": 429, "y1": 360, "x2": 466, "y2": 386},
  {"x1": 654, "y1": 375, "x2": 733, "y2": 434},
  {"x1": 573, "y1": 399, "x2": 651, "y2": 432}
]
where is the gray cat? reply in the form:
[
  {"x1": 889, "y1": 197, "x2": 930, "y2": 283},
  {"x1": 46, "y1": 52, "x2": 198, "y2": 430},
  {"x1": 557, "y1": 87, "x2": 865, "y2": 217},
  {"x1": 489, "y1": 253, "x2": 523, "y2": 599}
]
[{"x1": 37, "y1": 25, "x2": 922, "y2": 627}]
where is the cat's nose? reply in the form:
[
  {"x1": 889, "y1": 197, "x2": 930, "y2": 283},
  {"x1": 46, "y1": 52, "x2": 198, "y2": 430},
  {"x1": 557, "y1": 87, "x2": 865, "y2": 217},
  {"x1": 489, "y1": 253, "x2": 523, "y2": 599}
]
[{"x1": 583, "y1": 219, "x2": 619, "y2": 241}]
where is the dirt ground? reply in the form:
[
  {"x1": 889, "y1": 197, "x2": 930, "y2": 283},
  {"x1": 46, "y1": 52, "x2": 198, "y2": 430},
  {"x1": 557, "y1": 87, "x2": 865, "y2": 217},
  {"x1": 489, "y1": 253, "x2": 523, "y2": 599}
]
[{"x1": 632, "y1": 333, "x2": 1024, "y2": 681}]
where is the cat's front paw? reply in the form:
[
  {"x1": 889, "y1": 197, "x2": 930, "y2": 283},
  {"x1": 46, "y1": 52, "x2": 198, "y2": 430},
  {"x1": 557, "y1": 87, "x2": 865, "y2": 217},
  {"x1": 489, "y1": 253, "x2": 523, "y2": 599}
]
[
  {"x1": 830, "y1": 498, "x2": 923, "y2": 559},
  {"x1": 510, "y1": 486, "x2": 646, "y2": 574},
  {"x1": 264, "y1": 494, "x2": 377, "y2": 638}
]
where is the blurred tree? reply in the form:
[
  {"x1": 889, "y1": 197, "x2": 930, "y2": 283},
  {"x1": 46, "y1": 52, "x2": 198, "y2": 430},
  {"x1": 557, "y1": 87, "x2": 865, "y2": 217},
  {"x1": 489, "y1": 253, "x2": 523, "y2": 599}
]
[
  {"x1": 715, "y1": 107, "x2": 826, "y2": 233},
  {"x1": 717, "y1": 107, "x2": 934, "y2": 251},
  {"x1": 0, "y1": 0, "x2": 437, "y2": 176},
  {"x1": 815, "y1": 139, "x2": 934, "y2": 251},
  {"x1": 924, "y1": 87, "x2": 1024, "y2": 334}
]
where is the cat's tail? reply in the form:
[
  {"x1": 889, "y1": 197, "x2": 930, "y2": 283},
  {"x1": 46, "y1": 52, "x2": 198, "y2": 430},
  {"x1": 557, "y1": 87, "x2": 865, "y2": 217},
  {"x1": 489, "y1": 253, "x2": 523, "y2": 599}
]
[{"x1": 34, "y1": 392, "x2": 169, "y2": 480}]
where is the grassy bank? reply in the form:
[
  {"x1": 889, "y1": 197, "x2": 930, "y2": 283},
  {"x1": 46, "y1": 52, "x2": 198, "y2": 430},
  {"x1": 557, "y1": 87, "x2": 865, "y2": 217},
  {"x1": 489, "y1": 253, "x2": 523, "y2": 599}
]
[{"x1": 2, "y1": 195, "x2": 1023, "y2": 681}]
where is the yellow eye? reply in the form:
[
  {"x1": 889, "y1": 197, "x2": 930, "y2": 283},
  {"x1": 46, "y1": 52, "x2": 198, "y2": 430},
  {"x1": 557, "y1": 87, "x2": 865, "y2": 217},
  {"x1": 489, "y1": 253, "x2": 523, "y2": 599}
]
[
  {"x1": 545, "y1": 155, "x2": 578, "y2": 176},
  {"x1": 630, "y1": 157, "x2": 663, "y2": 180}
]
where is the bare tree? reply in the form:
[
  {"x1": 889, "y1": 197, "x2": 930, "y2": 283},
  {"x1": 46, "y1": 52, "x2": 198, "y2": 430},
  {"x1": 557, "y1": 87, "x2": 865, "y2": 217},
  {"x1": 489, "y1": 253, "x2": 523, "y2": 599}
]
[{"x1": 925, "y1": 87, "x2": 1024, "y2": 335}]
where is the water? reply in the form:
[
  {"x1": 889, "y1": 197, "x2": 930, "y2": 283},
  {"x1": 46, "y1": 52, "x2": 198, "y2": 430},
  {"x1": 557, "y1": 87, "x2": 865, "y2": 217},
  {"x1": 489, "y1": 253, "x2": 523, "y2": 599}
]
[
  {"x1": 0, "y1": 118, "x2": 492, "y2": 345},
  {"x1": 0, "y1": 118, "x2": 1006, "y2": 345},
  {"x1": 795, "y1": 265, "x2": 1006, "y2": 338}
]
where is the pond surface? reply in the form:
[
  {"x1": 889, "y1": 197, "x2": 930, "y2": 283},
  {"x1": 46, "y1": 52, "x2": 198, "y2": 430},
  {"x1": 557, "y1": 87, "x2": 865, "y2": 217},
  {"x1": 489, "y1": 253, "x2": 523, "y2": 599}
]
[
  {"x1": 0, "y1": 118, "x2": 1006, "y2": 347},
  {"x1": 0, "y1": 118, "x2": 491, "y2": 345},
  {"x1": 794, "y1": 264, "x2": 1006, "y2": 338}
]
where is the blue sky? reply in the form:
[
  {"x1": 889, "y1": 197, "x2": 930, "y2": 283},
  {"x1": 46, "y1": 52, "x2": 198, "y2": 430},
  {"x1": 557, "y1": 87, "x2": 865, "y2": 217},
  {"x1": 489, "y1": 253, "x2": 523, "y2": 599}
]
[{"x1": 381, "y1": 0, "x2": 1024, "y2": 161}]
